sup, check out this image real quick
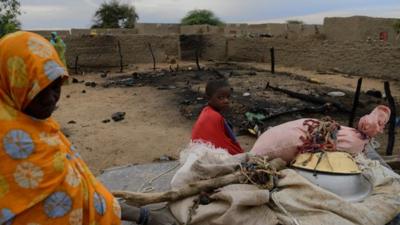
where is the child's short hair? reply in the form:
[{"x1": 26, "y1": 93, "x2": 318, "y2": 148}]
[{"x1": 205, "y1": 79, "x2": 230, "y2": 97}]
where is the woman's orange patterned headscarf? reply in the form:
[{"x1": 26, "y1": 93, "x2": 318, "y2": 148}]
[
  {"x1": 0, "y1": 31, "x2": 68, "y2": 113},
  {"x1": 0, "y1": 32, "x2": 120, "y2": 224}
]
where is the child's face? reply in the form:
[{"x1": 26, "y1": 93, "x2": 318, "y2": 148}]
[{"x1": 208, "y1": 87, "x2": 231, "y2": 112}]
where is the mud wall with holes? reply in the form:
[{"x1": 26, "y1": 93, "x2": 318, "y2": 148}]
[{"x1": 64, "y1": 35, "x2": 180, "y2": 69}]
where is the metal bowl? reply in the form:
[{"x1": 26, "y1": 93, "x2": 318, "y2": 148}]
[{"x1": 294, "y1": 168, "x2": 373, "y2": 202}]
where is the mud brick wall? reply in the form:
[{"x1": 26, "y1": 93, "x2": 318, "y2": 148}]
[
  {"x1": 324, "y1": 16, "x2": 399, "y2": 43},
  {"x1": 65, "y1": 35, "x2": 119, "y2": 68},
  {"x1": 226, "y1": 37, "x2": 400, "y2": 80},
  {"x1": 29, "y1": 30, "x2": 71, "y2": 39},
  {"x1": 65, "y1": 35, "x2": 180, "y2": 69},
  {"x1": 180, "y1": 25, "x2": 224, "y2": 35},
  {"x1": 135, "y1": 23, "x2": 180, "y2": 35},
  {"x1": 119, "y1": 35, "x2": 180, "y2": 64},
  {"x1": 180, "y1": 35, "x2": 227, "y2": 61}
]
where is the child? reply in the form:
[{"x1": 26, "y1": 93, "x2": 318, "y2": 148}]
[{"x1": 191, "y1": 80, "x2": 244, "y2": 155}]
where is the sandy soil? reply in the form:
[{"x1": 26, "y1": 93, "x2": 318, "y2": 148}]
[
  {"x1": 53, "y1": 63, "x2": 399, "y2": 175},
  {"x1": 53, "y1": 75, "x2": 192, "y2": 175}
]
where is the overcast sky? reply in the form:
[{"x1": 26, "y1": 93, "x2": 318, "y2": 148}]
[{"x1": 20, "y1": 0, "x2": 400, "y2": 30}]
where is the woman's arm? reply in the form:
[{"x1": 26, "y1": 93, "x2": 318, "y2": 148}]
[{"x1": 120, "y1": 202, "x2": 177, "y2": 225}]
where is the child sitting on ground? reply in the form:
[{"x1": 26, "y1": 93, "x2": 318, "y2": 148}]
[{"x1": 191, "y1": 80, "x2": 244, "y2": 155}]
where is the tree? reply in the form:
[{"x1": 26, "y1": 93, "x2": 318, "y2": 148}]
[
  {"x1": 0, "y1": 0, "x2": 21, "y2": 37},
  {"x1": 181, "y1": 9, "x2": 223, "y2": 26},
  {"x1": 286, "y1": 20, "x2": 304, "y2": 25},
  {"x1": 92, "y1": 0, "x2": 138, "y2": 29},
  {"x1": 393, "y1": 20, "x2": 400, "y2": 33}
]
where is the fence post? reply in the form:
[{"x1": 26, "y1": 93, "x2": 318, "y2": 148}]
[
  {"x1": 384, "y1": 81, "x2": 396, "y2": 156},
  {"x1": 270, "y1": 48, "x2": 275, "y2": 74},
  {"x1": 348, "y1": 78, "x2": 363, "y2": 127}
]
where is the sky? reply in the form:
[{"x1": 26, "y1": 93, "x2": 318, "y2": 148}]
[{"x1": 19, "y1": 0, "x2": 400, "y2": 30}]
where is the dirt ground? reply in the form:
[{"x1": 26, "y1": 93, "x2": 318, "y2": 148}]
[{"x1": 53, "y1": 62, "x2": 400, "y2": 175}]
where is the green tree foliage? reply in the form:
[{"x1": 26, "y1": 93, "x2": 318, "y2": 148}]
[
  {"x1": 393, "y1": 20, "x2": 400, "y2": 33},
  {"x1": 0, "y1": 0, "x2": 21, "y2": 37},
  {"x1": 286, "y1": 20, "x2": 304, "y2": 25},
  {"x1": 92, "y1": 0, "x2": 138, "y2": 28},
  {"x1": 181, "y1": 9, "x2": 223, "y2": 26}
]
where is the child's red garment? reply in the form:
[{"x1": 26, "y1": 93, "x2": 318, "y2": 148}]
[{"x1": 192, "y1": 106, "x2": 244, "y2": 155}]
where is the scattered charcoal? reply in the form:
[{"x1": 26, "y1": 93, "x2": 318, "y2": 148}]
[
  {"x1": 112, "y1": 112, "x2": 126, "y2": 122},
  {"x1": 157, "y1": 85, "x2": 176, "y2": 90},
  {"x1": 181, "y1": 100, "x2": 191, "y2": 105},
  {"x1": 132, "y1": 72, "x2": 139, "y2": 79},
  {"x1": 82, "y1": 90, "x2": 86, "y2": 93},
  {"x1": 85, "y1": 82, "x2": 97, "y2": 87},
  {"x1": 229, "y1": 71, "x2": 240, "y2": 76},
  {"x1": 366, "y1": 89, "x2": 382, "y2": 98},
  {"x1": 248, "y1": 71, "x2": 257, "y2": 76},
  {"x1": 72, "y1": 78, "x2": 79, "y2": 83},
  {"x1": 66, "y1": 95, "x2": 70, "y2": 98},
  {"x1": 102, "y1": 119, "x2": 111, "y2": 123},
  {"x1": 68, "y1": 120, "x2": 76, "y2": 124},
  {"x1": 100, "y1": 71, "x2": 109, "y2": 78}
]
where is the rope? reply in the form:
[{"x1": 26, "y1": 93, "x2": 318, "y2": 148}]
[
  {"x1": 239, "y1": 156, "x2": 281, "y2": 189},
  {"x1": 298, "y1": 117, "x2": 340, "y2": 154},
  {"x1": 137, "y1": 163, "x2": 181, "y2": 192},
  {"x1": 271, "y1": 191, "x2": 301, "y2": 225}
]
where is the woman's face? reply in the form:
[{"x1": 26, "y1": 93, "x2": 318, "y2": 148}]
[{"x1": 23, "y1": 78, "x2": 63, "y2": 119}]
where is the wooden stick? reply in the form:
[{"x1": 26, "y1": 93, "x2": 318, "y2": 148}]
[
  {"x1": 113, "y1": 158, "x2": 286, "y2": 206},
  {"x1": 270, "y1": 48, "x2": 275, "y2": 74},
  {"x1": 195, "y1": 47, "x2": 201, "y2": 71},
  {"x1": 348, "y1": 78, "x2": 363, "y2": 127},
  {"x1": 114, "y1": 172, "x2": 241, "y2": 206},
  {"x1": 384, "y1": 81, "x2": 396, "y2": 156},
  {"x1": 147, "y1": 42, "x2": 156, "y2": 71},
  {"x1": 117, "y1": 40, "x2": 123, "y2": 73},
  {"x1": 195, "y1": 36, "x2": 203, "y2": 71},
  {"x1": 74, "y1": 55, "x2": 79, "y2": 74},
  {"x1": 265, "y1": 103, "x2": 333, "y2": 120},
  {"x1": 266, "y1": 83, "x2": 350, "y2": 113}
]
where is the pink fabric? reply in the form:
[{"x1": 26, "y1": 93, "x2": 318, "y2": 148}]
[
  {"x1": 251, "y1": 105, "x2": 390, "y2": 162},
  {"x1": 357, "y1": 105, "x2": 391, "y2": 137}
]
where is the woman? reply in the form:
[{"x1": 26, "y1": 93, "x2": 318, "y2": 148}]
[{"x1": 0, "y1": 32, "x2": 174, "y2": 225}]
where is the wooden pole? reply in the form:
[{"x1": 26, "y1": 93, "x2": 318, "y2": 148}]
[
  {"x1": 147, "y1": 42, "x2": 156, "y2": 71},
  {"x1": 266, "y1": 83, "x2": 351, "y2": 113},
  {"x1": 348, "y1": 78, "x2": 363, "y2": 127},
  {"x1": 270, "y1": 48, "x2": 275, "y2": 74},
  {"x1": 74, "y1": 55, "x2": 79, "y2": 74},
  {"x1": 113, "y1": 158, "x2": 286, "y2": 206},
  {"x1": 114, "y1": 172, "x2": 241, "y2": 206},
  {"x1": 117, "y1": 40, "x2": 123, "y2": 73},
  {"x1": 384, "y1": 81, "x2": 396, "y2": 156}
]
